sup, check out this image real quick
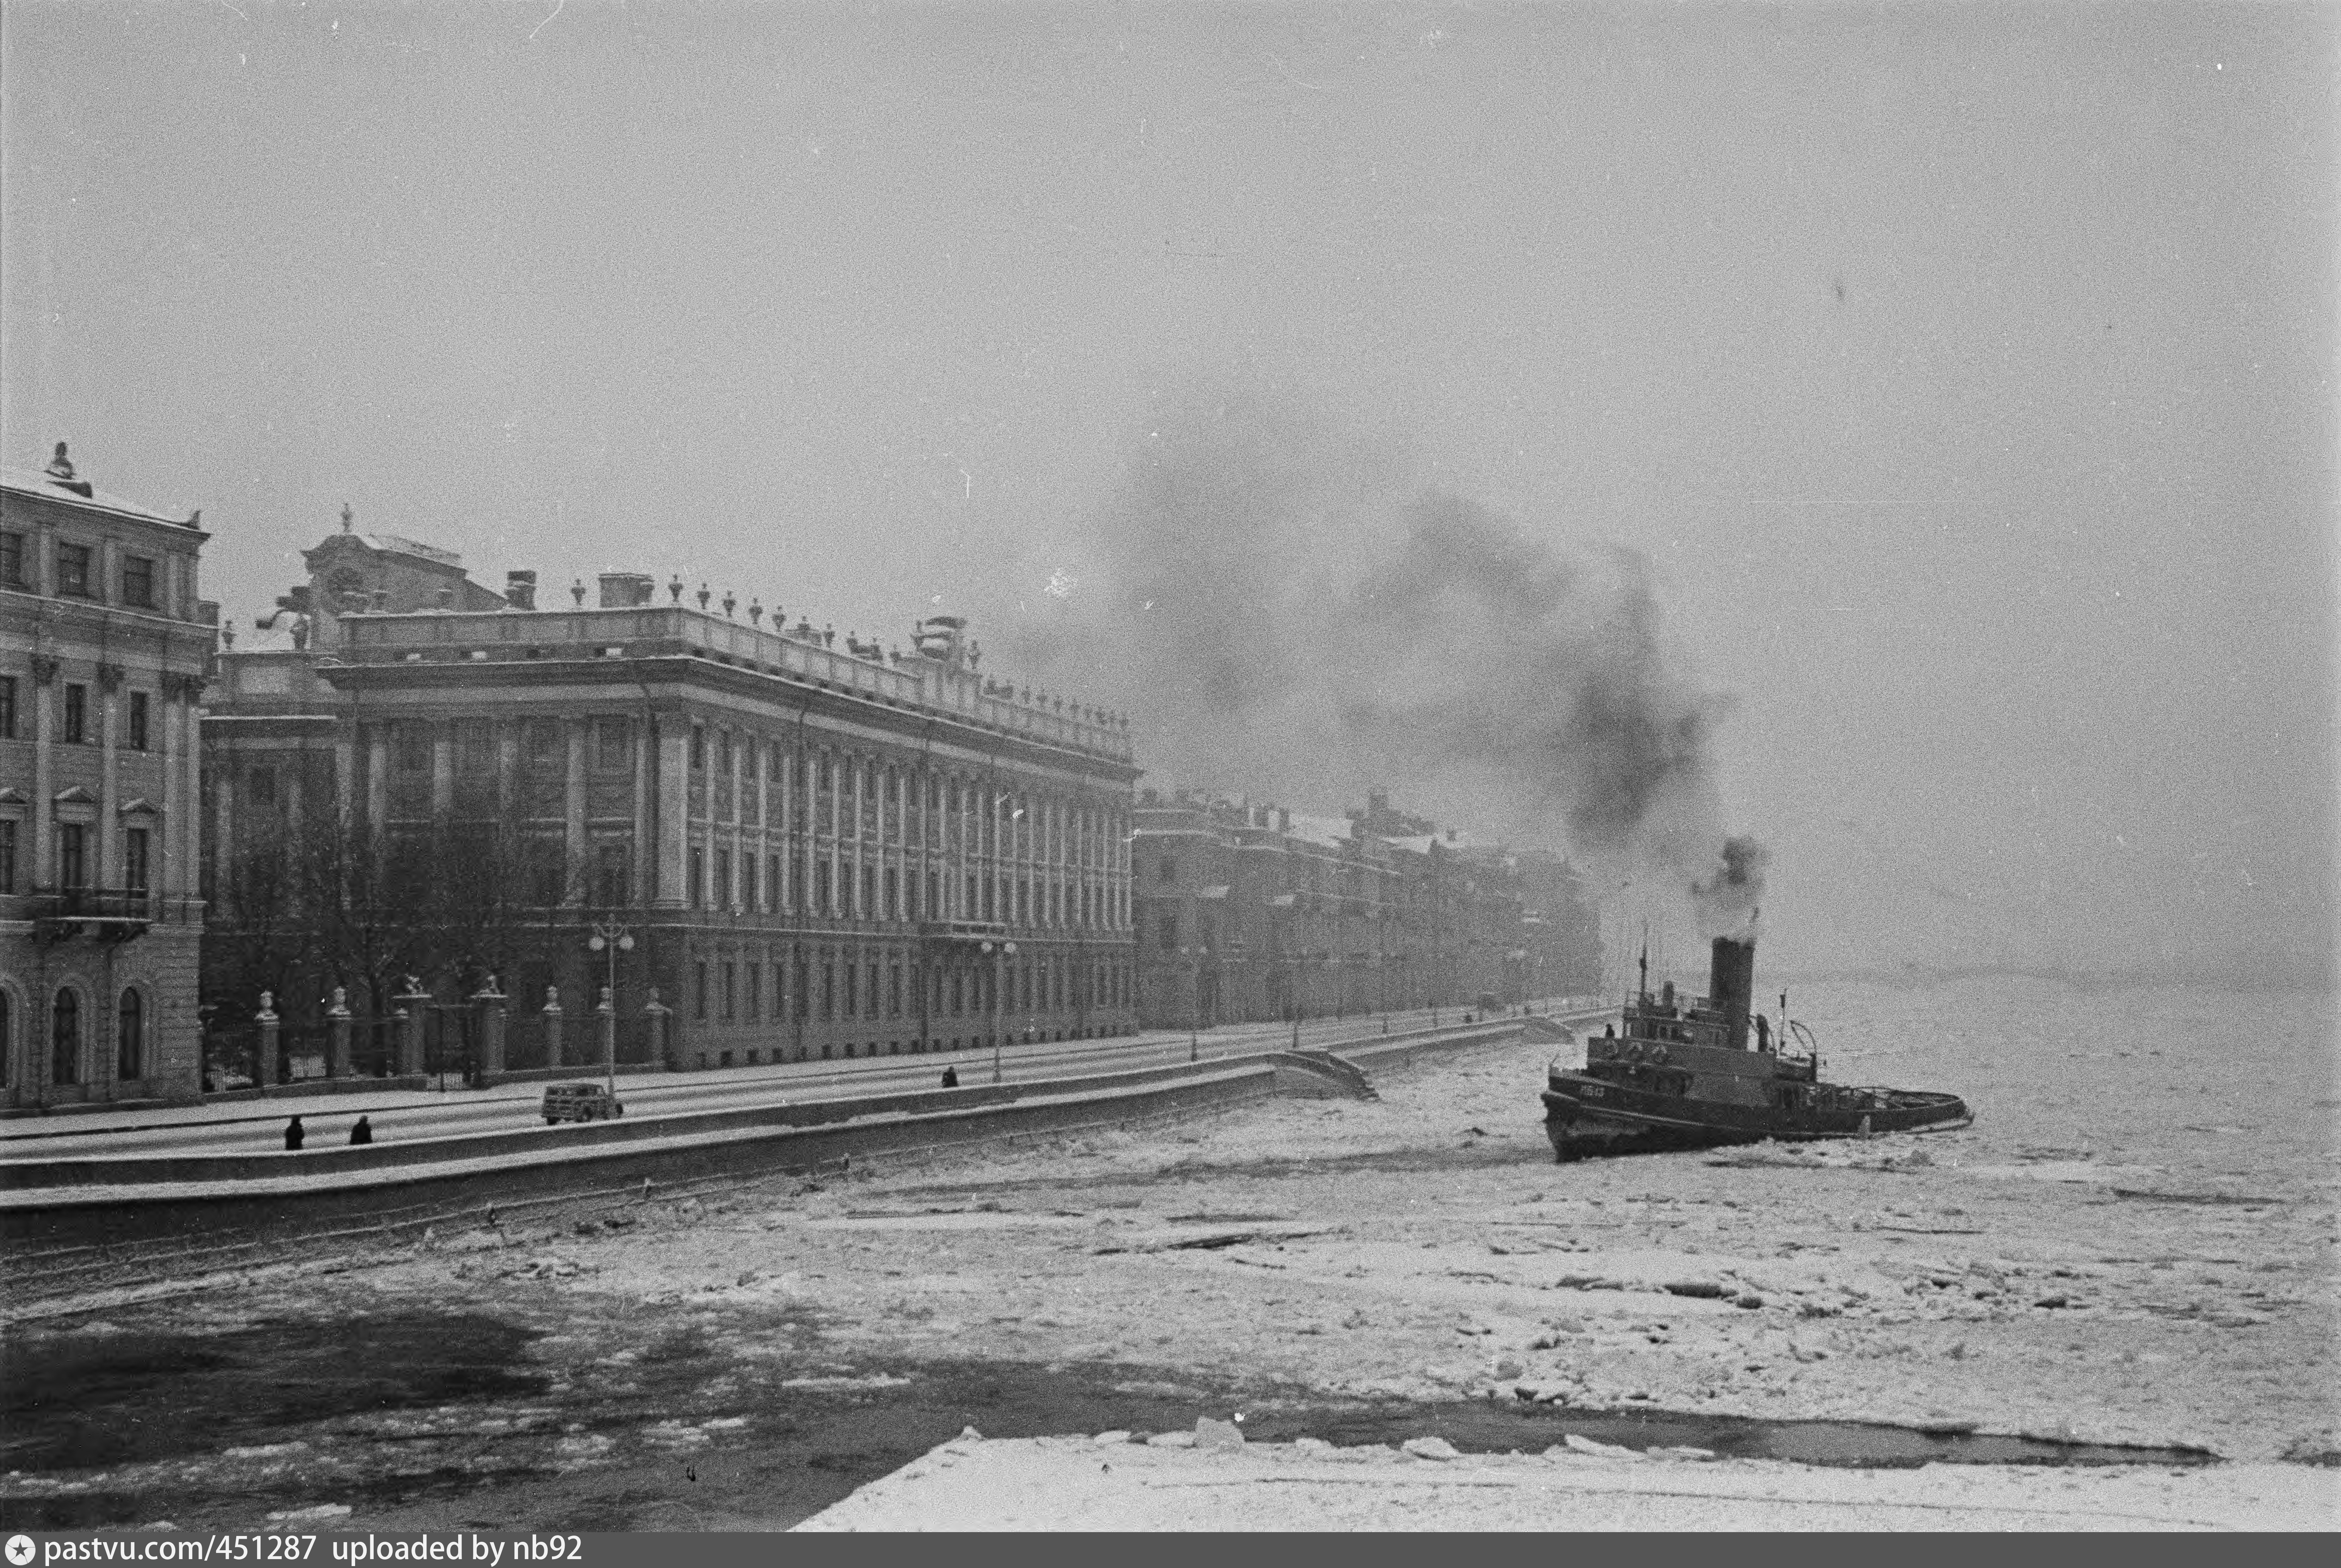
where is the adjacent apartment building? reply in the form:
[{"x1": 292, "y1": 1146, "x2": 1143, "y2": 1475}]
[
  {"x1": 1132, "y1": 786, "x2": 1602, "y2": 1031},
  {"x1": 2, "y1": 444, "x2": 212, "y2": 1107},
  {"x1": 203, "y1": 518, "x2": 1140, "y2": 1079}
]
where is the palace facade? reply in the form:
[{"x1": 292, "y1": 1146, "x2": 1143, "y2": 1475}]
[{"x1": 202, "y1": 523, "x2": 1139, "y2": 1079}]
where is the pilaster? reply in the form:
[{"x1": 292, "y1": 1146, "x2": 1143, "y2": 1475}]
[
  {"x1": 97, "y1": 663, "x2": 120, "y2": 886},
  {"x1": 430, "y1": 729, "x2": 453, "y2": 815},
  {"x1": 564, "y1": 718, "x2": 587, "y2": 903},
  {"x1": 655, "y1": 722, "x2": 688, "y2": 910},
  {"x1": 30, "y1": 656, "x2": 54, "y2": 885},
  {"x1": 365, "y1": 726, "x2": 389, "y2": 830}
]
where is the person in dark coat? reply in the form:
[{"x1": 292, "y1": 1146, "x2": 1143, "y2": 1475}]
[
  {"x1": 284, "y1": 1116, "x2": 305, "y2": 1151},
  {"x1": 940, "y1": 1066, "x2": 959, "y2": 1088},
  {"x1": 349, "y1": 1115, "x2": 374, "y2": 1145}
]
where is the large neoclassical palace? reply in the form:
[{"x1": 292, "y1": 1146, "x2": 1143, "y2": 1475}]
[{"x1": 203, "y1": 520, "x2": 1141, "y2": 1078}]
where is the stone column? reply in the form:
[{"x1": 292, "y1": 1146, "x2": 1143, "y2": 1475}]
[
  {"x1": 474, "y1": 978, "x2": 507, "y2": 1080},
  {"x1": 256, "y1": 992, "x2": 281, "y2": 1090},
  {"x1": 542, "y1": 985, "x2": 564, "y2": 1068},
  {"x1": 395, "y1": 977, "x2": 430, "y2": 1077},
  {"x1": 326, "y1": 987, "x2": 352, "y2": 1078}
]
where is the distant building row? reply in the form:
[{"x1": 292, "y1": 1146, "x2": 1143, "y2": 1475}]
[{"x1": 1131, "y1": 787, "x2": 1601, "y2": 1031}]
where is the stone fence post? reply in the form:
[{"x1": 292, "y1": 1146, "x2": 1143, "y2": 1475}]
[
  {"x1": 474, "y1": 977, "x2": 508, "y2": 1081},
  {"x1": 395, "y1": 977, "x2": 430, "y2": 1077},
  {"x1": 326, "y1": 988, "x2": 352, "y2": 1079},
  {"x1": 542, "y1": 986, "x2": 564, "y2": 1070},
  {"x1": 255, "y1": 992, "x2": 281, "y2": 1090},
  {"x1": 643, "y1": 987, "x2": 674, "y2": 1069}
]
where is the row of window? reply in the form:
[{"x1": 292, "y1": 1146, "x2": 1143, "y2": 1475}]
[
  {"x1": 0, "y1": 822, "x2": 151, "y2": 895},
  {"x1": 686, "y1": 843, "x2": 1120, "y2": 927},
  {"x1": 362, "y1": 718, "x2": 1128, "y2": 873},
  {"x1": 0, "y1": 531, "x2": 163, "y2": 609},
  {"x1": 0, "y1": 986, "x2": 147, "y2": 1088},
  {"x1": 387, "y1": 717, "x2": 635, "y2": 776},
  {"x1": 686, "y1": 952, "x2": 1134, "y2": 1023},
  {"x1": 1153, "y1": 853, "x2": 1449, "y2": 902},
  {"x1": 687, "y1": 727, "x2": 1123, "y2": 862},
  {"x1": 0, "y1": 677, "x2": 155, "y2": 748}
]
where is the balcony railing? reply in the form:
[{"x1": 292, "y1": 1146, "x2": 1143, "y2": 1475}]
[
  {"x1": 918, "y1": 919, "x2": 1012, "y2": 945},
  {"x1": 32, "y1": 886, "x2": 154, "y2": 920}
]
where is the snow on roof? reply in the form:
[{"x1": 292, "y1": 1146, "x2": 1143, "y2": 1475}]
[
  {"x1": 0, "y1": 466, "x2": 198, "y2": 529},
  {"x1": 1281, "y1": 812, "x2": 1356, "y2": 849},
  {"x1": 236, "y1": 619, "x2": 306, "y2": 653},
  {"x1": 359, "y1": 532, "x2": 463, "y2": 566}
]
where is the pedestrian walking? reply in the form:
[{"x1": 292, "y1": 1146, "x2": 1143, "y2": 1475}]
[
  {"x1": 349, "y1": 1114, "x2": 374, "y2": 1145},
  {"x1": 284, "y1": 1115, "x2": 305, "y2": 1151}
]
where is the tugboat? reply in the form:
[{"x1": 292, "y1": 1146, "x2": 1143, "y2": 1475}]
[{"x1": 1542, "y1": 932, "x2": 1969, "y2": 1162}]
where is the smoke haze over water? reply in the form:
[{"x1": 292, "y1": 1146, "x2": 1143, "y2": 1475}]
[{"x1": 996, "y1": 391, "x2": 1752, "y2": 893}]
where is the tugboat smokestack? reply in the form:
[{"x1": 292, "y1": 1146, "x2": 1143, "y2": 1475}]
[{"x1": 1710, "y1": 935, "x2": 1755, "y2": 1049}]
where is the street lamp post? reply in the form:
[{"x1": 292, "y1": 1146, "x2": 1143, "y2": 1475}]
[
  {"x1": 981, "y1": 937, "x2": 1018, "y2": 1084},
  {"x1": 587, "y1": 922, "x2": 634, "y2": 1099},
  {"x1": 1176, "y1": 946, "x2": 1202, "y2": 1062}
]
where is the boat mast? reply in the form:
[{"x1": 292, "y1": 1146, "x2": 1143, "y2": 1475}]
[{"x1": 1637, "y1": 921, "x2": 1649, "y2": 1004}]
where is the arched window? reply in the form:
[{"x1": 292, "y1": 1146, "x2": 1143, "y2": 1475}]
[
  {"x1": 0, "y1": 989, "x2": 12, "y2": 1088},
  {"x1": 51, "y1": 988, "x2": 80, "y2": 1086},
  {"x1": 117, "y1": 988, "x2": 144, "y2": 1081}
]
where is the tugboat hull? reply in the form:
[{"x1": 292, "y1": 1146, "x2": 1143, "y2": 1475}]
[
  {"x1": 1542, "y1": 1074, "x2": 1970, "y2": 1162},
  {"x1": 1546, "y1": 932, "x2": 1971, "y2": 1163}
]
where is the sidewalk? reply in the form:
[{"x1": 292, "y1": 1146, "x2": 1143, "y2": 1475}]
[
  {"x1": 792, "y1": 1433, "x2": 2340, "y2": 1532},
  {"x1": 3, "y1": 999, "x2": 1603, "y2": 1142}
]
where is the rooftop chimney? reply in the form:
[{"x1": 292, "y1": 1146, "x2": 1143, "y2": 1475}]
[{"x1": 504, "y1": 570, "x2": 538, "y2": 611}]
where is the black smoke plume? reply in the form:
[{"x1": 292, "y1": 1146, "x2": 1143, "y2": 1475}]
[
  {"x1": 1692, "y1": 834, "x2": 1771, "y2": 937},
  {"x1": 990, "y1": 390, "x2": 1748, "y2": 875}
]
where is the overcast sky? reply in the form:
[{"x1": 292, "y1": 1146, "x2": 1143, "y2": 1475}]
[{"x1": 4, "y1": 2, "x2": 2332, "y2": 983}]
